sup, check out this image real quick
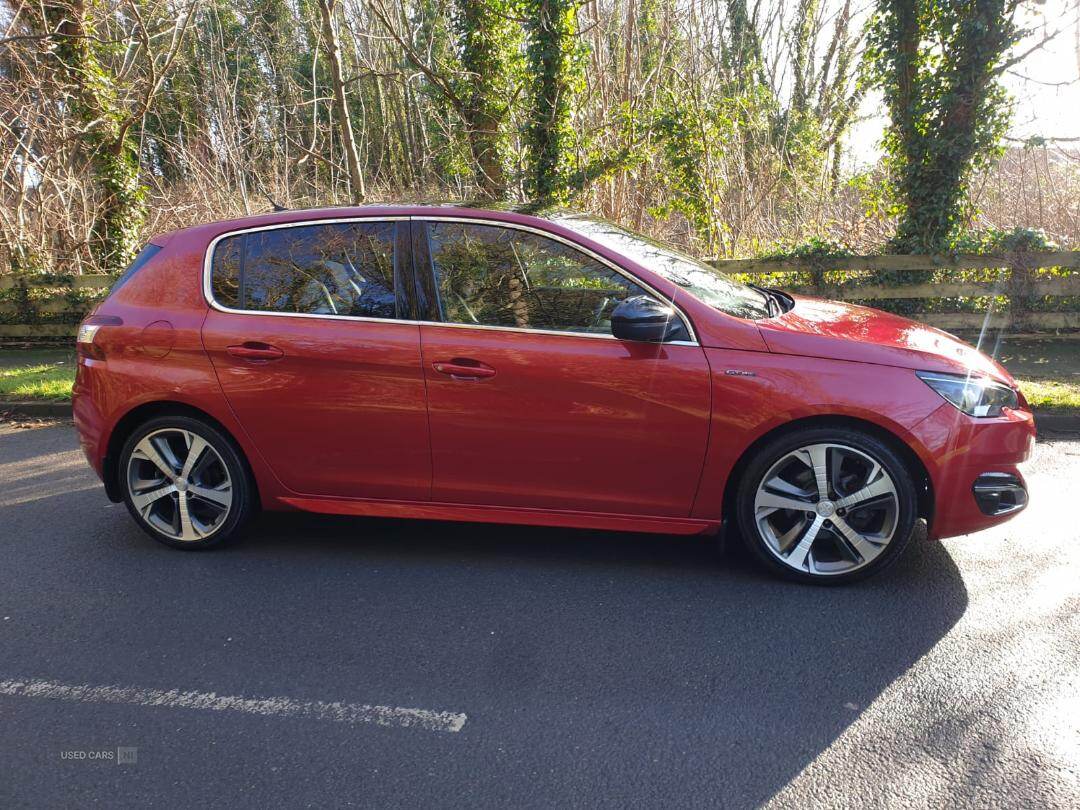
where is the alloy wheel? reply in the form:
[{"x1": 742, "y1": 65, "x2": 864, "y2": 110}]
[
  {"x1": 753, "y1": 442, "x2": 900, "y2": 576},
  {"x1": 126, "y1": 428, "x2": 233, "y2": 542}
]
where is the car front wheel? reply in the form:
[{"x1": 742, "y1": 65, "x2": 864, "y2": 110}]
[
  {"x1": 736, "y1": 427, "x2": 918, "y2": 584},
  {"x1": 119, "y1": 415, "x2": 255, "y2": 549}
]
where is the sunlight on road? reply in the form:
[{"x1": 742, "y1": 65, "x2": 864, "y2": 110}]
[
  {"x1": 767, "y1": 442, "x2": 1080, "y2": 807},
  {"x1": 0, "y1": 447, "x2": 98, "y2": 508}
]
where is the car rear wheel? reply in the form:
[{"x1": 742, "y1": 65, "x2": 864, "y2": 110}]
[
  {"x1": 736, "y1": 427, "x2": 918, "y2": 584},
  {"x1": 119, "y1": 415, "x2": 255, "y2": 549}
]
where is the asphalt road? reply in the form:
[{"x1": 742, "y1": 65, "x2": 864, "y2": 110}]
[{"x1": 1, "y1": 422, "x2": 1077, "y2": 808}]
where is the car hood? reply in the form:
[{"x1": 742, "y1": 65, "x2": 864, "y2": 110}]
[{"x1": 756, "y1": 295, "x2": 1014, "y2": 385}]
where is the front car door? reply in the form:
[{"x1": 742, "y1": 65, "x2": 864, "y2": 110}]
[
  {"x1": 201, "y1": 217, "x2": 431, "y2": 500},
  {"x1": 414, "y1": 217, "x2": 711, "y2": 517}
]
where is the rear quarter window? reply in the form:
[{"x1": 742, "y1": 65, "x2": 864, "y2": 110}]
[{"x1": 211, "y1": 236, "x2": 242, "y2": 307}]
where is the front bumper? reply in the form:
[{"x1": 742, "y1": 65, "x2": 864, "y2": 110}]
[{"x1": 913, "y1": 403, "x2": 1036, "y2": 539}]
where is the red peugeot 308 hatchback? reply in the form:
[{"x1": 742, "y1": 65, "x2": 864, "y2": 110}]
[{"x1": 72, "y1": 205, "x2": 1035, "y2": 583}]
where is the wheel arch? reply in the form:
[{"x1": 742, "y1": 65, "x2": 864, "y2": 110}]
[
  {"x1": 102, "y1": 400, "x2": 258, "y2": 506},
  {"x1": 720, "y1": 414, "x2": 934, "y2": 532}
]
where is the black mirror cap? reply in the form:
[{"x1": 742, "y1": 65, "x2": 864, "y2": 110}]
[{"x1": 611, "y1": 295, "x2": 685, "y2": 342}]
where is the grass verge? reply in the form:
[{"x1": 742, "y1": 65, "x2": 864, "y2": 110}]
[
  {"x1": 0, "y1": 355, "x2": 75, "y2": 401},
  {"x1": 1015, "y1": 378, "x2": 1080, "y2": 413}
]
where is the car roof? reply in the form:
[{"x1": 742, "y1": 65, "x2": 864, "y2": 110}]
[{"x1": 149, "y1": 202, "x2": 591, "y2": 247}]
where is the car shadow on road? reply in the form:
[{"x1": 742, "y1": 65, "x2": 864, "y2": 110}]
[{"x1": 223, "y1": 511, "x2": 969, "y2": 806}]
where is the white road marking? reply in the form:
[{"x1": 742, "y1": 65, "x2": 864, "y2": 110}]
[{"x1": 0, "y1": 677, "x2": 467, "y2": 733}]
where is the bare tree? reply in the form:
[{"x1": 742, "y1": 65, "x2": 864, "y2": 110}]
[{"x1": 315, "y1": 0, "x2": 366, "y2": 203}]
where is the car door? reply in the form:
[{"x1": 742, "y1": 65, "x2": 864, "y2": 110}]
[
  {"x1": 201, "y1": 218, "x2": 431, "y2": 500},
  {"x1": 414, "y1": 218, "x2": 711, "y2": 517}
]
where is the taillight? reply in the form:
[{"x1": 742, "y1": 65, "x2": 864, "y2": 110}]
[{"x1": 76, "y1": 315, "x2": 122, "y2": 360}]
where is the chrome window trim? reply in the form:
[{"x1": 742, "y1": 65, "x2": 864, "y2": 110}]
[
  {"x1": 411, "y1": 215, "x2": 698, "y2": 345},
  {"x1": 201, "y1": 213, "x2": 699, "y2": 345}
]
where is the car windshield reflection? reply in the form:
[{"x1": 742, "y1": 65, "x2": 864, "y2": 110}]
[{"x1": 553, "y1": 214, "x2": 772, "y2": 319}]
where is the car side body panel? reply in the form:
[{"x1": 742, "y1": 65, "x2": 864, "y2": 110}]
[
  {"x1": 201, "y1": 312, "x2": 432, "y2": 500},
  {"x1": 417, "y1": 324, "x2": 712, "y2": 516},
  {"x1": 275, "y1": 494, "x2": 717, "y2": 535}
]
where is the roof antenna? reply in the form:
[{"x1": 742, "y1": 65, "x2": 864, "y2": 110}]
[{"x1": 264, "y1": 192, "x2": 288, "y2": 213}]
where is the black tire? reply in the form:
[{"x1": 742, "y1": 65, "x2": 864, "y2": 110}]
[
  {"x1": 735, "y1": 426, "x2": 918, "y2": 585},
  {"x1": 118, "y1": 415, "x2": 255, "y2": 550}
]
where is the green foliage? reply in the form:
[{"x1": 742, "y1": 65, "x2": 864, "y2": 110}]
[
  {"x1": 1016, "y1": 378, "x2": 1080, "y2": 413},
  {"x1": 643, "y1": 0, "x2": 845, "y2": 256},
  {"x1": 651, "y1": 104, "x2": 724, "y2": 254},
  {"x1": 94, "y1": 144, "x2": 147, "y2": 271},
  {"x1": 521, "y1": 0, "x2": 586, "y2": 205},
  {"x1": 413, "y1": 0, "x2": 473, "y2": 186},
  {"x1": 650, "y1": 78, "x2": 783, "y2": 255},
  {"x1": 0, "y1": 279, "x2": 102, "y2": 326},
  {"x1": 6, "y1": 245, "x2": 49, "y2": 276},
  {"x1": 42, "y1": 0, "x2": 148, "y2": 272},
  {"x1": 866, "y1": 0, "x2": 1020, "y2": 253},
  {"x1": 952, "y1": 227, "x2": 1057, "y2": 254},
  {"x1": 452, "y1": 0, "x2": 518, "y2": 197},
  {"x1": 39, "y1": 0, "x2": 149, "y2": 274},
  {"x1": 762, "y1": 237, "x2": 856, "y2": 261}
]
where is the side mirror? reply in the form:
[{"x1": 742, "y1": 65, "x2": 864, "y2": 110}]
[{"x1": 611, "y1": 296, "x2": 680, "y2": 343}]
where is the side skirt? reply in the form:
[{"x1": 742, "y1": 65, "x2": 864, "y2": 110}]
[{"x1": 274, "y1": 496, "x2": 720, "y2": 536}]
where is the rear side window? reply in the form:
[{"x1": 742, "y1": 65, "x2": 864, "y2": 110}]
[
  {"x1": 110, "y1": 244, "x2": 162, "y2": 293},
  {"x1": 210, "y1": 221, "x2": 399, "y2": 319}
]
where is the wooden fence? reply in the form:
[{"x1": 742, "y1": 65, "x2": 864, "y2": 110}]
[
  {"x1": 712, "y1": 251, "x2": 1080, "y2": 333},
  {"x1": 1, "y1": 251, "x2": 1079, "y2": 338},
  {"x1": 0, "y1": 273, "x2": 114, "y2": 337}
]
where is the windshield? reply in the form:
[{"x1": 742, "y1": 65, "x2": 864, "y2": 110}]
[{"x1": 553, "y1": 215, "x2": 771, "y2": 319}]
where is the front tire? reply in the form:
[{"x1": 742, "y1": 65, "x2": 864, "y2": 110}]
[
  {"x1": 735, "y1": 427, "x2": 918, "y2": 584},
  {"x1": 119, "y1": 415, "x2": 255, "y2": 549}
]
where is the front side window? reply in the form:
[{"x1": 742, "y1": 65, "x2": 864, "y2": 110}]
[
  {"x1": 426, "y1": 221, "x2": 681, "y2": 337},
  {"x1": 210, "y1": 221, "x2": 398, "y2": 318}
]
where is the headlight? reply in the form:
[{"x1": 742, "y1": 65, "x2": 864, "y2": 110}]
[{"x1": 916, "y1": 371, "x2": 1018, "y2": 417}]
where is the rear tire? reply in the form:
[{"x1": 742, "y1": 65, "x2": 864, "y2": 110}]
[
  {"x1": 735, "y1": 427, "x2": 917, "y2": 585},
  {"x1": 119, "y1": 415, "x2": 255, "y2": 549}
]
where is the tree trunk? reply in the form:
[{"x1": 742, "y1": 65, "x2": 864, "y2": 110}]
[
  {"x1": 523, "y1": 0, "x2": 578, "y2": 204},
  {"x1": 456, "y1": 0, "x2": 509, "y2": 199},
  {"x1": 316, "y1": 0, "x2": 366, "y2": 204},
  {"x1": 44, "y1": 0, "x2": 146, "y2": 273},
  {"x1": 878, "y1": 0, "x2": 1013, "y2": 252},
  {"x1": 465, "y1": 111, "x2": 506, "y2": 199}
]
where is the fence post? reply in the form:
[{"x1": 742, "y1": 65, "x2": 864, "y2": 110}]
[
  {"x1": 12, "y1": 277, "x2": 36, "y2": 326},
  {"x1": 1006, "y1": 249, "x2": 1036, "y2": 333},
  {"x1": 808, "y1": 256, "x2": 827, "y2": 296}
]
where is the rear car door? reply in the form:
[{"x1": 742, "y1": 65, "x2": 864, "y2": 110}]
[
  {"x1": 414, "y1": 218, "x2": 711, "y2": 517},
  {"x1": 201, "y1": 218, "x2": 431, "y2": 500}
]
